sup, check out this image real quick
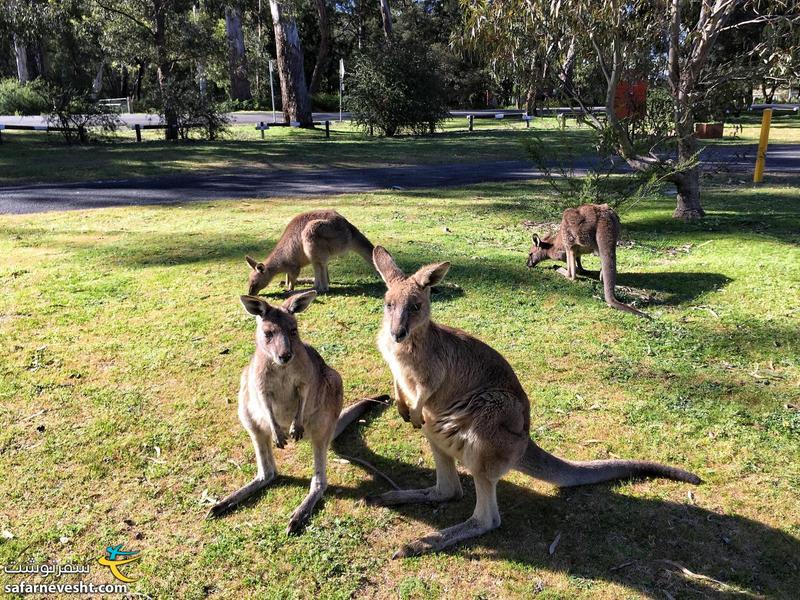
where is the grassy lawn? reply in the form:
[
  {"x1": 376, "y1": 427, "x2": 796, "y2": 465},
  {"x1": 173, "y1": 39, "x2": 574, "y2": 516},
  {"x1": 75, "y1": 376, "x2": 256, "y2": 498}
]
[
  {"x1": 1, "y1": 177, "x2": 798, "y2": 598},
  {"x1": 0, "y1": 117, "x2": 594, "y2": 185}
]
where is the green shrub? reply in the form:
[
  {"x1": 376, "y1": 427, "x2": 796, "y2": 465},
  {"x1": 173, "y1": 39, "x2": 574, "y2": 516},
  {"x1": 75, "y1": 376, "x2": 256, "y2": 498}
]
[
  {"x1": 36, "y1": 82, "x2": 121, "y2": 144},
  {"x1": 311, "y1": 92, "x2": 340, "y2": 112},
  {"x1": 0, "y1": 78, "x2": 48, "y2": 115},
  {"x1": 347, "y1": 41, "x2": 449, "y2": 137}
]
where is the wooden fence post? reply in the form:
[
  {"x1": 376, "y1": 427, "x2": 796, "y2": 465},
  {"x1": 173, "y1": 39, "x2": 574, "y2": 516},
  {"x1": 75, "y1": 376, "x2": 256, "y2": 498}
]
[{"x1": 134, "y1": 124, "x2": 142, "y2": 142}]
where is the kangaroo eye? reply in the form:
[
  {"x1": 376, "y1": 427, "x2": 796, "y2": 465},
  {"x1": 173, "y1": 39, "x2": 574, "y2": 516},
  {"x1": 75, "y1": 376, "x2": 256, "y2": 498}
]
[
  {"x1": 263, "y1": 332, "x2": 273, "y2": 342},
  {"x1": 410, "y1": 303, "x2": 421, "y2": 312},
  {"x1": 385, "y1": 302, "x2": 394, "y2": 309}
]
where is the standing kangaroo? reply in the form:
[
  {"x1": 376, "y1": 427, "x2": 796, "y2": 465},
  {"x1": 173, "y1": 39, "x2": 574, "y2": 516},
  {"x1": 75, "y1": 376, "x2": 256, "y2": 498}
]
[
  {"x1": 207, "y1": 291, "x2": 372, "y2": 533},
  {"x1": 370, "y1": 246, "x2": 699, "y2": 558},
  {"x1": 245, "y1": 210, "x2": 374, "y2": 295},
  {"x1": 527, "y1": 204, "x2": 649, "y2": 318}
]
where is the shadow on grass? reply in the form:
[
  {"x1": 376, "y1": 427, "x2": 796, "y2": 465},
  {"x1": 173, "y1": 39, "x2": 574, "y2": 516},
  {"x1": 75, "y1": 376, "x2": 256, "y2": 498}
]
[
  {"x1": 214, "y1": 402, "x2": 797, "y2": 598},
  {"x1": 334, "y1": 405, "x2": 796, "y2": 599}
]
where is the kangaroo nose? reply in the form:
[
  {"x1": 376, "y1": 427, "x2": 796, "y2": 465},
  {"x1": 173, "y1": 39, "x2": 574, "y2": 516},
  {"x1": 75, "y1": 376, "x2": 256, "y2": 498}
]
[
  {"x1": 393, "y1": 327, "x2": 408, "y2": 343},
  {"x1": 278, "y1": 351, "x2": 293, "y2": 364}
]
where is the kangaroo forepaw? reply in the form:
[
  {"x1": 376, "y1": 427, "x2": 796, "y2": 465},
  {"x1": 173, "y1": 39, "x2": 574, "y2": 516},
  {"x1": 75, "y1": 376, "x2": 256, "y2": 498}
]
[
  {"x1": 273, "y1": 428, "x2": 288, "y2": 449},
  {"x1": 290, "y1": 422, "x2": 304, "y2": 442},
  {"x1": 364, "y1": 494, "x2": 386, "y2": 507}
]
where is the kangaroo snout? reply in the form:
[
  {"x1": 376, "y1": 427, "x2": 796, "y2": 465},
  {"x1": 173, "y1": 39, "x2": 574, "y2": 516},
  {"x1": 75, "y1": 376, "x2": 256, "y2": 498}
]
[
  {"x1": 392, "y1": 327, "x2": 409, "y2": 343},
  {"x1": 276, "y1": 350, "x2": 294, "y2": 365}
]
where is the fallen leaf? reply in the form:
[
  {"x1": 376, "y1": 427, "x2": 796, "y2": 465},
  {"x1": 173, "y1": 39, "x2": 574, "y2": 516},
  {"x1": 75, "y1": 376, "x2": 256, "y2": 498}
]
[{"x1": 549, "y1": 531, "x2": 561, "y2": 555}]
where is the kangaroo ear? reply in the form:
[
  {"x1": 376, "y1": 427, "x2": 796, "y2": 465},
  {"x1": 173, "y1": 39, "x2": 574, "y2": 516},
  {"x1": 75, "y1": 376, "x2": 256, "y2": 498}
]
[
  {"x1": 245, "y1": 255, "x2": 258, "y2": 269},
  {"x1": 532, "y1": 233, "x2": 541, "y2": 247},
  {"x1": 412, "y1": 262, "x2": 450, "y2": 288},
  {"x1": 373, "y1": 246, "x2": 405, "y2": 285},
  {"x1": 282, "y1": 290, "x2": 317, "y2": 314},
  {"x1": 240, "y1": 295, "x2": 271, "y2": 317}
]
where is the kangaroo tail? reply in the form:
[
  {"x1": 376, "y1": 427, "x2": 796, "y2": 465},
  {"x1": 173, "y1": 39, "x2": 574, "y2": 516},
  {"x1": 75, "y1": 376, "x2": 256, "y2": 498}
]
[
  {"x1": 597, "y1": 222, "x2": 650, "y2": 319},
  {"x1": 333, "y1": 395, "x2": 391, "y2": 440},
  {"x1": 515, "y1": 440, "x2": 701, "y2": 487},
  {"x1": 348, "y1": 223, "x2": 376, "y2": 267}
]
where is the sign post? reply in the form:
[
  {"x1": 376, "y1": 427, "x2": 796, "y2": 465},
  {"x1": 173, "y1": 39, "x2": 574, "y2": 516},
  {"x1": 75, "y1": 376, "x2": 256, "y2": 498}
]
[
  {"x1": 339, "y1": 59, "x2": 345, "y2": 122},
  {"x1": 753, "y1": 108, "x2": 772, "y2": 183},
  {"x1": 269, "y1": 59, "x2": 276, "y2": 123}
]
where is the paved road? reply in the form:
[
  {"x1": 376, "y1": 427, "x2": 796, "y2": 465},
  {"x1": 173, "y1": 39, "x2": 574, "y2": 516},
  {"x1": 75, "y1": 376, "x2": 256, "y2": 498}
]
[{"x1": 1, "y1": 144, "x2": 797, "y2": 215}]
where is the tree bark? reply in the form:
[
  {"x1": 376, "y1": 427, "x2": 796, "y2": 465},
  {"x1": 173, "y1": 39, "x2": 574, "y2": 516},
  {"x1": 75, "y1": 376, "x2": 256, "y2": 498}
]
[
  {"x1": 379, "y1": 0, "x2": 393, "y2": 40},
  {"x1": 225, "y1": 6, "x2": 252, "y2": 101},
  {"x1": 92, "y1": 60, "x2": 105, "y2": 98},
  {"x1": 14, "y1": 35, "x2": 29, "y2": 83},
  {"x1": 153, "y1": 3, "x2": 178, "y2": 140},
  {"x1": 269, "y1": 0, "x2": 313, "y2": 127},
  {"x1": 309, "y1": 0, "x2": 331, "y2": 95}
]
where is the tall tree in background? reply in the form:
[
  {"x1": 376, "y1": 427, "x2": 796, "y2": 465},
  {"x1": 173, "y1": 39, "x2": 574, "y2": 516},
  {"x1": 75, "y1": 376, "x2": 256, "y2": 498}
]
[
  {"x1": 378, "y1": 0, "x2": 393, "y2": 39},
  {"x1": 13, "y1": 34, "x2": 29, "y2": 82},
  {"x1": 268, "y1": 0, "x2": 312, "y2": 126},
  {"x1": 308, "y1": 0, "x2": 331, "y2": 94},
  {"x1": 225, "y1": 4, "x2": 251, "y2": 100}
]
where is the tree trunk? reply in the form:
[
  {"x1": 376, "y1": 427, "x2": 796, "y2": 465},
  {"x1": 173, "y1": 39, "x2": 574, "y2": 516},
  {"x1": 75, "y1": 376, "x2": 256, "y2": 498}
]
[
  {"x1": 14, "y1": 36, "x2": 29, "y2": 83},
  {"x1": 269, "y1": 0, "x2": 313, "y2": 127},
  {"x1": 309, "y1": 0, "x2": 331, "y2": 95},
  {"x1": 672, "y1": 125, "x2": 705, "y2": 219},
  {"x1": 92, "y1": 60, "x2": 105, "y2": 98},
  {"x1": 154, "y1": 6, "x2": 178, "y2": 140},
  {"x1": 379, "y1": 0, "x2": 393, "y2": 40},
  {"x1": 225, "y1": 6, "x2": 252, "y2": 101}
]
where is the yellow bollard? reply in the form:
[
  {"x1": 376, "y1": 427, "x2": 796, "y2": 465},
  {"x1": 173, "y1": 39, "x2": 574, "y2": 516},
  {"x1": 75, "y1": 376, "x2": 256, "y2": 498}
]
[{"x1": 753, "y1": 108, "x2": 772, "y2": 183}]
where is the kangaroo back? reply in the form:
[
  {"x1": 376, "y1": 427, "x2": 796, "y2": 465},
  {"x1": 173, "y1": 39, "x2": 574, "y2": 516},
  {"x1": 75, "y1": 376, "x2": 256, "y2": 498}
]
[
  {"x1": 596, "y1": 211, "x2": 650, "y2": 319},
  {"x1": 516, "y1": 440, "x2": 700, "y2": 486}
]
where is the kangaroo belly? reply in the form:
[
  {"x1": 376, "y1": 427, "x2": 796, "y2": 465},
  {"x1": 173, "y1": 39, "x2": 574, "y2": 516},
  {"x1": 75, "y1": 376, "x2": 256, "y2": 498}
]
[{"x1": 243, "y1": 368, "x2": 301, "y2": 431}]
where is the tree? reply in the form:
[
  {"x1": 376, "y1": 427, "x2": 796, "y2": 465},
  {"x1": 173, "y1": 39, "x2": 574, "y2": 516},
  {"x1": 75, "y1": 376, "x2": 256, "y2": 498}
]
[
  {"x1": 225, "y1": 5, "x2": 251, "y2": 100},
  {"x1": 268, "y1": 0, "x2": 313, "y2": 126},
  {"x1": 464, "y1": 0, "x2": 800, "y2": 220},
  {"x1": 308, "y1": 0, "x2": 331, "y2": 94},
  {"x1": 378, "y1": 0, "x2": 392, "y2": 39}
]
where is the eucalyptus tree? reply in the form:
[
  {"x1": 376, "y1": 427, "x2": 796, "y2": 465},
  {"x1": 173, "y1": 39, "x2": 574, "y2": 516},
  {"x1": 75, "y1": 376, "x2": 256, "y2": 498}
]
[
  {"x1": 464, "y1": 0, "x2": 799, "y2": 220},
  {"x1": 268, "y1": 0, "x2": 313, "y2": 126}
]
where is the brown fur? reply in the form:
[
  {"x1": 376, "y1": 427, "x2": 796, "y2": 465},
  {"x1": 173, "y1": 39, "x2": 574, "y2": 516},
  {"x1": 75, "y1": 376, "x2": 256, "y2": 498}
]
[
  {"x1": 206, "y1": 291, "x2": 343, "y2": 534},
  {"x1": 370, "y1": 246, "x2": 698, "y2": 558},
  {"x1": 246, "y1": 210, "x2": 374, "y2": 295},
  {"x1": 527, "y1": 204, "x2": 649, "y2": 318}
]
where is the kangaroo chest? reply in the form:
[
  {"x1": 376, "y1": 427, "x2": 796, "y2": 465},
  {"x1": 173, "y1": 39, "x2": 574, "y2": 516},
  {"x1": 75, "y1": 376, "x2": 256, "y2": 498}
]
[
  {"x1": 379, "y1": 331, "x2": 440, "y2": 425},
  {"x1": 250, "y1": 365, "x2": 305, "y2": 429}
]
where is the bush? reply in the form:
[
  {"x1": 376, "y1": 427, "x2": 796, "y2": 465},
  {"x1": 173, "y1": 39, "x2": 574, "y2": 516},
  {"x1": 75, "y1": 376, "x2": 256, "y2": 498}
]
[
  {"x1": 0, "y1": 78, "x2": 48, "y2": 115},
  {"x1": 161, "y1": 80, "x2": 230, "y2": 141},
  {"x1": 311, "y1": 92, "x2": 340, "y2": 112},
  {"x1": 35, "y1": 82, "x2": 120, "y2": 144},
  {"x1": 347, "y1": 41, "x2": 449, "y2": 137}
]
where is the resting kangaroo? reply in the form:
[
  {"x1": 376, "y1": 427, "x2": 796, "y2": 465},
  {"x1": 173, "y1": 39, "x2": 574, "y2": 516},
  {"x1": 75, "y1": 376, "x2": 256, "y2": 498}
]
[
  {"x1": 207, "y1": 291, "x2": 373, "y2": 533},
  {"x1": 246, "y1": 210, "x2": 374, "y2": 295},
  {"x1": 527, "y1": 203, "x2": 649, "y2": 318},
  {"x1": 370, "y1": 246, "x2": 699, "y2": 558}
]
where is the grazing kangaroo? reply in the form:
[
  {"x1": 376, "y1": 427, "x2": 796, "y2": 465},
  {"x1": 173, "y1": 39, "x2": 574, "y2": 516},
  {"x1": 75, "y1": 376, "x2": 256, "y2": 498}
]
[
  {"x1": 527, "y1": 204, "x2": 649, "y2": 318},
  {"x1": 370, "y1": 246, "x2": 699, "y2": 558},
  {"x1": 245, "y1": 210, "x2": 374, "y2": 295},
  {"x1": 207, "y1": 291, "x2": 374, "y2": 533}
]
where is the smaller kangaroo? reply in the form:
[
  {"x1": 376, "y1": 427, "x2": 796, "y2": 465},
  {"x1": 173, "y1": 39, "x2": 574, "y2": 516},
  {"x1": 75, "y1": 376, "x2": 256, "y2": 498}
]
[
  {"x1": 246, "y1": 210, "x2": 374, "y2": 295},
  {"x1": 207, "y1": 291, "x2": 349, "y2": 533},
  {"x1": 527, "y1": 203, "x2": 649, "y2": 318}
]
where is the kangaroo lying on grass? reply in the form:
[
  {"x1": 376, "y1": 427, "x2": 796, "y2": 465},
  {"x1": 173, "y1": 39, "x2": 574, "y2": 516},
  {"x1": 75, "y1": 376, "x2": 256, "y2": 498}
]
[
  {"x1": 246, "y1": 210, "x2": 374, "y2": 295},
  {"x1": 206, "y1": 291, "x2": 380, "y2": 533},
  {"x1": 527, "y1": 203, "x2": 649, "y2": 318},
  {"x1": 370, "y1": 246, "x2": 699, "y2": 558}
]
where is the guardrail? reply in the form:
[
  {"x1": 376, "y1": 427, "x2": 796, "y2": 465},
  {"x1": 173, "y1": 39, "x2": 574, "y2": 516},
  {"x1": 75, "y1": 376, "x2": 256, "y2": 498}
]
[{"x1": 0, "y1": 120, "x2": 334, "y2": 143}]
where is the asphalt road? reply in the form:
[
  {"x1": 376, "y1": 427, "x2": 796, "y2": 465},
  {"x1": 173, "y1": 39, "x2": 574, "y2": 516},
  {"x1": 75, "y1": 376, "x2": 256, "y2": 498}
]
[{"x1": 1, "y1": 143, "x2": 797, "y2": 215}]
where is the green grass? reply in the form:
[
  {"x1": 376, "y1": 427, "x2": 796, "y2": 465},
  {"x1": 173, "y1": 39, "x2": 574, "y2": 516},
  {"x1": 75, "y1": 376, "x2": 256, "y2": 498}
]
[
  {"x1": 1, "y1": 178, "x2": 799, "y2": 598},
  {"x1": 0, "y1": 117, "x2": 594, "y2": 185}
]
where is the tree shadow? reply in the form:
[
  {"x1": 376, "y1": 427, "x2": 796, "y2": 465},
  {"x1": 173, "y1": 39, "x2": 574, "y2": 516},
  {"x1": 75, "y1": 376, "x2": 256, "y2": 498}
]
[{"x1": 323, "y1": 405, "x2": 798, "y2": 599}]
